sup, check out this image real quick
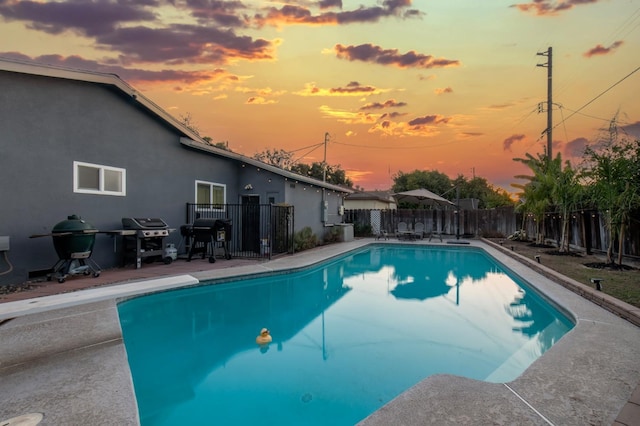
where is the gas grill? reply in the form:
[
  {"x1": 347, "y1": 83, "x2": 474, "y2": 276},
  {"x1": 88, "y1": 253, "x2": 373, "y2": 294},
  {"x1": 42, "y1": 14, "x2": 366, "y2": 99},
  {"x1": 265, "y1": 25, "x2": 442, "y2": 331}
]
[{"x1": 121, "y1": 217, "x2": 173, "y2": 268}]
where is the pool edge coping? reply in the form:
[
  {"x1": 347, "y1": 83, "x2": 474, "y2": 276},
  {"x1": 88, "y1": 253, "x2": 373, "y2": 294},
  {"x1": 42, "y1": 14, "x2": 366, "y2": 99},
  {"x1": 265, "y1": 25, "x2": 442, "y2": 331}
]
[{"x1": 1, "y1": 239, "x2": 639, "y2": 425}]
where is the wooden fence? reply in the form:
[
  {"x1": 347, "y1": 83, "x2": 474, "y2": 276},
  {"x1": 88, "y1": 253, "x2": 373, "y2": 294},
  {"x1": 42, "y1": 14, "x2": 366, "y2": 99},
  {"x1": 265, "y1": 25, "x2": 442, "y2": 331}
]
[{"x1": 344, "y1": 207, "x2": 640, "y2": 258}]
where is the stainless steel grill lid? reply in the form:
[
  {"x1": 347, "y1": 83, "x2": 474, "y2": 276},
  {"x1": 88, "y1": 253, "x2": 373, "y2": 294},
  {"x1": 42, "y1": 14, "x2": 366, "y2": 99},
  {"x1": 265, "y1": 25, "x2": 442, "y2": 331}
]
[{"x1": 122, "y1": 217, "x2": 168, "y2": 229}]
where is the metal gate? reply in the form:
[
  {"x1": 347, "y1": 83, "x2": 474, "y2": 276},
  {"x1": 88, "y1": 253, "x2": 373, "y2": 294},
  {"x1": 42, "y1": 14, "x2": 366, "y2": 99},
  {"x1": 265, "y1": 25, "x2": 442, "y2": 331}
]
[{"x1": 185, "y1": 203, "x2": 294, "y2": 259}]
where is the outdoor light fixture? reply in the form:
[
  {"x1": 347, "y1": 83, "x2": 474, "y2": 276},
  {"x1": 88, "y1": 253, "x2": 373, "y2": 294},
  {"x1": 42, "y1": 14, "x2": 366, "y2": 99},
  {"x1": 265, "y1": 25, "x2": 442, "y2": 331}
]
[
  {"x1": 244, "y1": 184, "x2": 253, "y2": 190},
  {"x1": 591, "y1": 278, "x2": 604, "y2": 291},
  {"x1": 535, "y1": 255, "x2": 541, "y2": 263}
]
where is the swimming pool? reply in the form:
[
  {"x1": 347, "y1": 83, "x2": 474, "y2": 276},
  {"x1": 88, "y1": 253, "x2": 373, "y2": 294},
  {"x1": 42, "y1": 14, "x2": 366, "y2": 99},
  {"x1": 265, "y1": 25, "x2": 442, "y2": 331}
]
[{"x1": 118, "y1": 245, "x2": 574, "y2": 425}]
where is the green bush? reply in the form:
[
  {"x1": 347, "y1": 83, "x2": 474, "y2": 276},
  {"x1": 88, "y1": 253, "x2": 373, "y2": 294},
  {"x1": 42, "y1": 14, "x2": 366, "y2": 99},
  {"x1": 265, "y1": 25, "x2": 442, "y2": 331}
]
[
  {"x1": 353, "y1": 223, "x2": 372, "y2": 237},
  {"x1": 480, "y1": 229, "x2": 505, "y2": 238},
  {"x1": 323, "y1": 227, "x2": 342, "y2": 244},
  {"x1": 294, "y1": 227, "x2": 317, "y2": 252}
]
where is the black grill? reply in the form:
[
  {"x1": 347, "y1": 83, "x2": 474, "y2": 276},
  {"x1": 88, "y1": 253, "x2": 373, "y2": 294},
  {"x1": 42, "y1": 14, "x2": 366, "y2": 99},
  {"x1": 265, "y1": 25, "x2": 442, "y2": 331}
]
[
  {"x1": 181, "y1": 218, "x2": 232, "y2": 263},
  {"x1": 29, "y1": 214, "x2": 101, "y2": 283}
]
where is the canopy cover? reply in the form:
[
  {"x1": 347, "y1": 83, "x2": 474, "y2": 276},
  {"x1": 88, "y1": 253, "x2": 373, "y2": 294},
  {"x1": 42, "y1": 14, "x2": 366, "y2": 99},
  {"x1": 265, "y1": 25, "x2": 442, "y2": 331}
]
[{"x1": 392, "y1": 188, "x2": 455, "y2": 208}]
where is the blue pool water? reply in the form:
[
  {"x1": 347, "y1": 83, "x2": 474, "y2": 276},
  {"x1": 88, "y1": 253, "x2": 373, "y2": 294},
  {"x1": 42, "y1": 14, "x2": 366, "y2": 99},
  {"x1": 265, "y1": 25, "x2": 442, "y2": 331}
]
[{"x1": 118, "y1": 245, "x2": 574, "y2": 425}]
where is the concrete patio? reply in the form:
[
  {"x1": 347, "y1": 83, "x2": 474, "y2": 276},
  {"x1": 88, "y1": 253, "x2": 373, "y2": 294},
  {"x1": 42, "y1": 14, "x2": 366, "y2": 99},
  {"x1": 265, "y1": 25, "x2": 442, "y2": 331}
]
[{"x1": 1, "y1": 239, "x2": 639, "y2": 425}]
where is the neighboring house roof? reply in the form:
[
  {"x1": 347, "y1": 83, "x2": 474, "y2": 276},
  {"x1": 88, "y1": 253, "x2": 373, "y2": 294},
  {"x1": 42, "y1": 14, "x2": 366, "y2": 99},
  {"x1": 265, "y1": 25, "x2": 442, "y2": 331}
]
[
  {"x1": 0, "y1": 57, "x2": 352, "y2": 195},
  {"x1": 345, "y1": 191, "x2": 395, "y2": 203}
]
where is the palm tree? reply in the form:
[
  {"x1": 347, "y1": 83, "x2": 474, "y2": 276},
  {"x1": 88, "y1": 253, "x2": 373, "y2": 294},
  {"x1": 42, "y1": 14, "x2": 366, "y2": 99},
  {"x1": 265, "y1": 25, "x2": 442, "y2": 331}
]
[{"x1": 513, "y1": 152, "x2": 555, "y2": 245}]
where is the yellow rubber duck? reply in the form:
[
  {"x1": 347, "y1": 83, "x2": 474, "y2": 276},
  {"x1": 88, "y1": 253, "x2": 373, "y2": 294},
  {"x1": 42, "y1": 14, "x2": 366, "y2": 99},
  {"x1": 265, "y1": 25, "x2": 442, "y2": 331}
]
[{"x1": 256, "y1": 328, "x2": 272, "y2": 345}]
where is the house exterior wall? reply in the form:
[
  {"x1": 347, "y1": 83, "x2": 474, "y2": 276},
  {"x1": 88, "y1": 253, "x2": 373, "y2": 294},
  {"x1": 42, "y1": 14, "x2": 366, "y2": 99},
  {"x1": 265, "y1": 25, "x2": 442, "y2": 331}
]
[
  {"x1": 284, "y1": 181, "x2": 345, "y2": 239},
  {"x1": 0, "y1": 67, "x2": 350, "y2": 287},
  {"x1": 344, "y1": 199, "x2": 396, "y2": 210},
  {"x1": 0, "y1": 71, "x2": 242, "y2": 285}
]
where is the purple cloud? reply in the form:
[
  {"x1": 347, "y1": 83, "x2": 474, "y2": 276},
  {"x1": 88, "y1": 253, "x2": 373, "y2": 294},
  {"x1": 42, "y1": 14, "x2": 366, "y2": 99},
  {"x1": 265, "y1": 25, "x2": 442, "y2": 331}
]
[
  {"x1": 360, "y1": 99, "x2": 407, "y2": 110},
  {"x1": 335, "y1": 43, "x2": 460, "y2": 69},
  {"x1": 583, "y1": 41, "x2": 624, "y2": 58},
  {"x1": 503, "y1": 134, "x2": 526, "y2": 151},
  {"x1": 564, "y1": 137, "x2": 588, "y2": 157}
]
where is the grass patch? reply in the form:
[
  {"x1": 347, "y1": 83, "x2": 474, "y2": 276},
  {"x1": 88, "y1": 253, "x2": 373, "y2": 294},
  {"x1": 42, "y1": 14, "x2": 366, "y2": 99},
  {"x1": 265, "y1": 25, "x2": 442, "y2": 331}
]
[{"x1": 488, "y1": 238, "x2": 640, "y2": 308}]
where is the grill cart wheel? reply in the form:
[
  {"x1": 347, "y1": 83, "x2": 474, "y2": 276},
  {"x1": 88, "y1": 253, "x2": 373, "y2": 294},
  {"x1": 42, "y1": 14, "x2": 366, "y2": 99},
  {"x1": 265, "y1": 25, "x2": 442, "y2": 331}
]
[
  {"x1": 164, "y1": 257, "x2": 173, "y2": 265},
  {"x1": 208, "y1": 256, "x2": 216, "y2": 263}
]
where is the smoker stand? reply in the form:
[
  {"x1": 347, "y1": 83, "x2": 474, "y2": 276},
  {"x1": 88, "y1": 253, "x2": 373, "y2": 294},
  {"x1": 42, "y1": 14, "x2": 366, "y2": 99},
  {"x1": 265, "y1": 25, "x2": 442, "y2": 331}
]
[{"x1": 47, "y1": 253, "x2": 101, "y2": 283}]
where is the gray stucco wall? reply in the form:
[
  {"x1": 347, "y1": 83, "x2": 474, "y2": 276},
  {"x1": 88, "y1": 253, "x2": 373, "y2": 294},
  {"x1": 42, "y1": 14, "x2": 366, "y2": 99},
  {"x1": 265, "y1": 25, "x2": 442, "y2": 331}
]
[
  {"x1": 285, "y1": 180, "x2": 345, "y2": 240},
  {"x1": 0, "y1": 71, "x2": 240, "y2": 285},
  {"x1": 0, "y1": 69, "x2": 349, "y2": 287}
]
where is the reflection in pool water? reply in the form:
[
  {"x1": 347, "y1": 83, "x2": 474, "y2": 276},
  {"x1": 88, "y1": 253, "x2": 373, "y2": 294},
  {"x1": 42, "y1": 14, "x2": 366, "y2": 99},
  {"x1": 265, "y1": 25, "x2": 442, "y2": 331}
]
[{"x1": 118, "y1": 245, "x2": 574, "y2": 425}]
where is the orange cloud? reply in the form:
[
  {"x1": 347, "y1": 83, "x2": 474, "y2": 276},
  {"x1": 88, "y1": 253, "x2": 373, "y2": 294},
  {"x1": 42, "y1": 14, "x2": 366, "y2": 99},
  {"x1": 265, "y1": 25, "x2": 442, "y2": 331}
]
[
  {"x1": 583, "y1": 40, "x2": 624, "y2": 57},
  {"x1": 246, "y1": 96, "x2": 277, "y2": 105},
  {"x1": 434, "y1": 87, "x2": 453, "y2": 95},
  {"x1": 511, "y1": 0, "x2": 599, "y2": 16},
  {"x1": 318, "y1": 105, "x2": 381, "y2": 124},
  {"x1": 295, "y1": 81, "x2": 387, "y2": 97},
  {"x1": 334, "y1": 44, "x2": 460, "y2": 69}
]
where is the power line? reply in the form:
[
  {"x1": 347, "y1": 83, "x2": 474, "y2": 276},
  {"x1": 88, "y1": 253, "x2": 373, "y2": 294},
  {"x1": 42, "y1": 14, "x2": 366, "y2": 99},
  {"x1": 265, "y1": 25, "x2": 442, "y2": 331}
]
[
  {"x1": 559, "y1": 106, "x2": 633, "y2": 125},
  {"x1": 552, "y1": 65, "x2": 640, "y2": 131},
  {"x1": 288, "y1": 141, "x2": 325, "y2": 153},
  {"x1": 291, "y1": 143, "x2": 324, "y2": 165},
  {"x1": 333, "y1": 138, "x2": 468, "y2": 150}
]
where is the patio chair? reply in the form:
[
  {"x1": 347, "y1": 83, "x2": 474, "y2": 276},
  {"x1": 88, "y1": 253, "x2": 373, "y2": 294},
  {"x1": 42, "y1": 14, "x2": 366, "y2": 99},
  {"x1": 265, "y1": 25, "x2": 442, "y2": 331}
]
[
  {"x1": 376, "y1": 230, "x2": 389, "y2": 240},
  {"x1": 428, "y1": 227, "x2": 443, "y2": 242},
  {"x1": 396, "y1": 222, "x2": 409, "y2": 239},
  {"x1": 413, "y1": 223, "x2": 425, "y2": 239}
]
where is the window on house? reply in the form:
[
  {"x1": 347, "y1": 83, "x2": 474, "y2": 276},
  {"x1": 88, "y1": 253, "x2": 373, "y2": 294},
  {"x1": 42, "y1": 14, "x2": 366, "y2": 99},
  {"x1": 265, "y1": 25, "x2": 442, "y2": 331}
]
[
  {"x1": 73, "y1": 161, "x2": 126, "y2": 196},
  {"x1": 196, "y1": 180, "x2": 225, "y2": 209}
]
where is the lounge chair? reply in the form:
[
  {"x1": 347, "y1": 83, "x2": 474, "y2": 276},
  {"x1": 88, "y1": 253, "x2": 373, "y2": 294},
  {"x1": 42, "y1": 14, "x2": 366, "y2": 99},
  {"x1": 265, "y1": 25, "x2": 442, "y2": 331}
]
[{"x1": 413, "y1": 223, "x2": 425, "y2": 239}]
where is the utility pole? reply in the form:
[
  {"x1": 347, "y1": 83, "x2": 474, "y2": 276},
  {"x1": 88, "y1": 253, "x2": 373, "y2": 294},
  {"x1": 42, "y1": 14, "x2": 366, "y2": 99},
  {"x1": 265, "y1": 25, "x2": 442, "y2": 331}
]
[
  {"x1": 537, "y1": 47, "x2": 553, "y2": 161},
  {"x1": 323, "y1": 132, "x2": 329, "y2": 183},
  {"x1": 322, "y1": 132, "x2": 329, "y2": 224}
]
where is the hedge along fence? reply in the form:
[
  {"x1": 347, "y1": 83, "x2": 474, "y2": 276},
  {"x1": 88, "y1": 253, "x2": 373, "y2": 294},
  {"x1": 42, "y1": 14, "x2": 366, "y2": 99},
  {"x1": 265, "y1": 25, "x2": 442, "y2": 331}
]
[{"x1": 344, "y1": 206, "x2": 640, "y2": 258}]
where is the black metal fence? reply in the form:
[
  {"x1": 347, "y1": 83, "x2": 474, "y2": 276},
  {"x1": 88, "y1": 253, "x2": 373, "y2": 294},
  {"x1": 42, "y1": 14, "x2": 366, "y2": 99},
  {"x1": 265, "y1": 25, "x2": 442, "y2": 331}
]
[
  {"x1": 345, "y1": 207, "x2": 640, "y2": 258},
  {"x1": 185, "y1": 203, "x2": 295, "y2": 259}
]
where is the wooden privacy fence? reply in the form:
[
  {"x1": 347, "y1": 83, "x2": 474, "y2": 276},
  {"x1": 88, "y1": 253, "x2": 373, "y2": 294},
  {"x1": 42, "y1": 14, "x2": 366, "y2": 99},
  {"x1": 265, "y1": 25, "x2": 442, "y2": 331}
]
[{"x1": 345, "y1": 207, "x2": 640, "y2": 258}]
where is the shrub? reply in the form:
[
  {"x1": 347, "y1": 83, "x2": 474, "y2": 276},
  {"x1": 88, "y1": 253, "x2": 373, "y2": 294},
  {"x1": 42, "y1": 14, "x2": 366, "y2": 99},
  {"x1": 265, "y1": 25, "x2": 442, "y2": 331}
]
[
  {"x1": 323, "y1": 227, "x2": 342, "y2": 244},
  {"x1": 353, "y1": 223, "x2": 372, "y2": 237},
  {"x1": 294, "y1": 227, "x2": 317, "y2": 252},
  {"x1": 480, "y1": 229, "x2": 505, "y2": 238}
]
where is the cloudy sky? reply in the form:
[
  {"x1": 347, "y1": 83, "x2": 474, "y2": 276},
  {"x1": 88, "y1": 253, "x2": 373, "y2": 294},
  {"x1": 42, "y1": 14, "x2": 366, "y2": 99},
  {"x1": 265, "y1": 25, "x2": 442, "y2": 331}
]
[{"x1": 1, "y1": 0, "x2": 639, "y2": 192}]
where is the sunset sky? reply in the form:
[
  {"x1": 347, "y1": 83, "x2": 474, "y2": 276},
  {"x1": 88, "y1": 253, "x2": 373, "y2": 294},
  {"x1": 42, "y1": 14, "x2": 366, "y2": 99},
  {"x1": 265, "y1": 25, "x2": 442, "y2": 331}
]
[{"x1": 1, "y1": 0, "x2": 639, "y2": 193}]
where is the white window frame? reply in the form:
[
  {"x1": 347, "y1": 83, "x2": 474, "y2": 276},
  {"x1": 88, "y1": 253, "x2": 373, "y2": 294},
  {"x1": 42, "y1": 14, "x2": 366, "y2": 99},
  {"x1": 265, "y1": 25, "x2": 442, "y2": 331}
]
[
  {"x1": 73, "y1": 161, "x2": 126, "y2": 196},
  {"x1": 195, "y1": 180, "x2": 226, "y2": 211}
]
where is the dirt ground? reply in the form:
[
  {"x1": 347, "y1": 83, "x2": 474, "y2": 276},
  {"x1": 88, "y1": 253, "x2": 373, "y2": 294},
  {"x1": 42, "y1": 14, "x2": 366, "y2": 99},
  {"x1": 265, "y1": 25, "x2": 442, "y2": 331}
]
[{"x1": 486, "y1": 238, "x2": 640, "y2": 309}]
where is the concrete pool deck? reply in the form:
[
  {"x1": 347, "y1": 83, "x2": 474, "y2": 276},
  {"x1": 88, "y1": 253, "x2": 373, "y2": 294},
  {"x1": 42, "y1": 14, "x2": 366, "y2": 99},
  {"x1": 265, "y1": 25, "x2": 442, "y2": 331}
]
[{"x1": 1, "y1": 239, "x2": 639, "y2": 425}]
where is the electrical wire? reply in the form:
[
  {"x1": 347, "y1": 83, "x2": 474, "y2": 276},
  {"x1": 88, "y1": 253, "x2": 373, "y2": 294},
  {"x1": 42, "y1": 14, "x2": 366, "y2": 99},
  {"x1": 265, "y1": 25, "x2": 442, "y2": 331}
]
[
  {"x1": 0, "y1": 251, "x2": 13, "y2": 275},
  {"x1": 552, "y1": 65, "x2": 640, "y2": 132},
  {"x1": 291, "y1": 143, "x2": 324, "y2": 165}
]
